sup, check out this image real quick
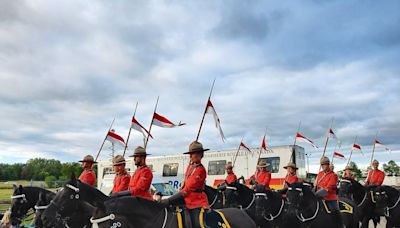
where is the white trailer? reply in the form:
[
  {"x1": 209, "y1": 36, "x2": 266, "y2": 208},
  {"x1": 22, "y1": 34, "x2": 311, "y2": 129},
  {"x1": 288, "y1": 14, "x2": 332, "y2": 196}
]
[{"x1": 97, "y1": 145, "x2": 306, "y2": 195}]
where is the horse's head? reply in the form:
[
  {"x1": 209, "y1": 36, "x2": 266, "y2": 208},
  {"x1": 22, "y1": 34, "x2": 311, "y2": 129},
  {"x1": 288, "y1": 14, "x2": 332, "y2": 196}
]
[
  {"x1": 286, "y1": 182, "x2": 312, "y2": 211},
  {"x1": 338, "y1": 177, "x2": 354, "y2": 197},
  {"x1": 42, "y1": 175, "x2": 81, "y2": 226},
  {"x1": 10, "y1": 185, "x2": 30, "y2": 225},
  {"x1": 254, "y1": 184, "x2": 271, "y2": 218},
  {"x1": 224, "y1": 181, "x2": 240, "y2": 208},
  {"x1": 374, "y1": 186, "x2": 390, "y2": 216},
  {"x1": 34, "y1": 191, "x2": 49, "y2": 227}
]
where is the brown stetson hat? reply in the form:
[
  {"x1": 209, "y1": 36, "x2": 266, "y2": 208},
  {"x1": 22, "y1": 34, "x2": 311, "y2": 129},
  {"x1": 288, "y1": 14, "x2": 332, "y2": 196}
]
[
  {"x1": 113, "y1": 155, "x2": 126, "y2": 166},
  {"x1": 283, "y1": 162, "x2": 298, "y2": 170},
  {"x1": 183, "y1": 141, "x2": 210, "y2": 154},
  {"x1": 129, "y1": 146, "x2": 151, "y2": 157},
  {"x1": 320, "y1": 156, "x2": 330, "y2": 165},
  {"x1": 79, "y1": 155, "x2": 97, "y2": 163},
  {"x1": 257, "y1": 160, "x2": 270, "y2": 168}
]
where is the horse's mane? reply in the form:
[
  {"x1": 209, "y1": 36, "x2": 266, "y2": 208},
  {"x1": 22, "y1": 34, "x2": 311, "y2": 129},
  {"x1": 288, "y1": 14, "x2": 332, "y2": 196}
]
[
  {"x1": 104, "y1": 196, "x2": 163, "y2": 216},
  {"x1": 65, "y1": 179, "x2": 109, "y2": 202}
]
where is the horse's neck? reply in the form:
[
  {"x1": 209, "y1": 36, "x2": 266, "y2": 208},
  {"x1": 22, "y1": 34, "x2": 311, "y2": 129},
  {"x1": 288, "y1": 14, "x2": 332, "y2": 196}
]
[
  {"x1": 386, "y1": 187, "x2": 400, "y2": 205},
  {"x1": 351, "y1": 182, "x2": 367, "y2": 204},
  {"x1": 80, "y1": 186, "x2": 108, "y2": 206},
  {"x1": 300, "y1": 191, "x2": 318, "y2": 214},
  {"x1": 24, "y1": 187, "x2": 43, "y2": 208},
  {"x1": 238, "y1": 185, "x2": 254, "y2": 206}
]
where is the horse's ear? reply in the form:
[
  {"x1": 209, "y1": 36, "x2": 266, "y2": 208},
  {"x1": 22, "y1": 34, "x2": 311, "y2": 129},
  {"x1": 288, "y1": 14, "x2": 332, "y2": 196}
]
[
  {"x1": 13, "y1": 184, "x2": 17, "y2": 191},
  {"x1": 70, "y1": 172, "x2": 76, "y2": 181},
  {"x1": 18, "y1": 185, "x2": 23, "y2": 191}
]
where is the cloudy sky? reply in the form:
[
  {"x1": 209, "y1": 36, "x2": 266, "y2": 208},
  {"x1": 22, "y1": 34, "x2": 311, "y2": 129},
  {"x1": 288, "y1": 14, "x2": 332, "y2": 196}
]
[{"x1": 0, "y1": 0, "x2": 399, "y2": 172}]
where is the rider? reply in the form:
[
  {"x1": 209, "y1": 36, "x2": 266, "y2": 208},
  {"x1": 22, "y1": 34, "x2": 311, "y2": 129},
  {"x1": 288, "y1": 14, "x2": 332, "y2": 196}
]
[
  {"x1": 365, "y1": 159, "x2": 385, "y2": 186},
  {"x1": 283, "y1": 162, "x2": 299, "y2": 188},
  {"x1": 225, "y1": 162, "x2": 237, "y2": 184},
  {"x1": 110, "y1": 155, "x2": 130, "y2": 194},
  {"x1": 128, "y1": 146, "x2": 153, "y2": 200},
  {"x1": 254, "y1": 160, "x2": 271, "y2": 190},
  {"x1": 78, "y1": 155, "x2": 97, "y2": 187},
  {"x1": 314, "y1": 156, "x2": 341, "y2": 225},
  {"x1": 162, "y1": 141, "x2": 209, "y2": 225},
  {"x1": 342, "y1": 165, "x2": 355, "y2": 180}
]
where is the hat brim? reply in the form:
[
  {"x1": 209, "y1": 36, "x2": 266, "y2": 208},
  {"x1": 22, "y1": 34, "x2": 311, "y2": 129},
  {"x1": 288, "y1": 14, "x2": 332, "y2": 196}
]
[
  {"x1": 257, "y1": 164, "x2": 270, "y2": 168},
  {"x1": 79, "y1": 160, "x2": 97, "y2": 163},
  {"x1": 344, "y1": 168, "x2": 353, "y2": 171},
  {"x1": 129, "y1": 153, "x2": 151, "y2": 157},
  {"x1": 320, "y1": 162, "x2": 330, "y2": 165},
  {"x1": 283, "y1": 166, "x2": 298, "y2": 170},
  {"x1": 183, "y1": 148, "x2": 209, "y2": 154},
  {"x1": 113, "y1": 161, "x2": 126, "y2": 166}
]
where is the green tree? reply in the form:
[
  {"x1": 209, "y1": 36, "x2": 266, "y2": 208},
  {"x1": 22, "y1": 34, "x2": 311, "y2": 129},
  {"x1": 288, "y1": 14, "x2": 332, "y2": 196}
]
[
  {"x1": 45, "y1": 175, "x2": 57, "y2": 188},
  {"x1": 383, "y1": 160, "x2": 400, "y2": 176}
]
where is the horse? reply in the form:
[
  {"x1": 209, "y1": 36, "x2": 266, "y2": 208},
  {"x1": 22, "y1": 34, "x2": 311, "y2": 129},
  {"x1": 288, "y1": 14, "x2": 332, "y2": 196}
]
[
  {"x1": 338, "y1": 178, "x2": 383, "y2": 228},
  {"x1": 91, "y1": 196, "x2": 257, "y2": 228},
  {"x1": 42, "y1": 175, "x2": 107, "y2": 227},
  {"x1": 10, "y1": 184, "x2": 55, "y2": 226},
  {"x1": 204, "y1": 185, "x2": 225, "y2": 209},
  {"x1": 33, "y1": 190, "x2": 58, "y2": 228},
  {"x1": 286, "y1": 182, "x2": 344, "y2": 228},
  {"x1": 253, "y1": 184, "x2": 295, "y2": 228},
  {"x1": 375, "y1": 185, "x2": 400, "y2": 228}
]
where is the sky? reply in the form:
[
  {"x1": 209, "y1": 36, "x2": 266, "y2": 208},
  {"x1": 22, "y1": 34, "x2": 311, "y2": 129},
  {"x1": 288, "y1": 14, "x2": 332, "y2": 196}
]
[{"x1": 0, "y1": 0, "x2": 399, "y2": 173}]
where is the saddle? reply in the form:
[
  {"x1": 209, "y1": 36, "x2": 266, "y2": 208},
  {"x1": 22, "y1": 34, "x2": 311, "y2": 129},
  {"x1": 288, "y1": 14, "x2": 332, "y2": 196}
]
[
  {"x1": 321, "y1": 200, "x2": 353, "y2": 214},
  {"x1": 175, "y1": 207, "x2": 231, "y2": 228}
]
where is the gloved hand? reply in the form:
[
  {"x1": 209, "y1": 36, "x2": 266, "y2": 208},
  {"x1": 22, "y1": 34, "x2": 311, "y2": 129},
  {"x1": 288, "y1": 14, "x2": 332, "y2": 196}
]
[
  {"x1": 110, "y1": 190, "x2": 131, "y2": 198},
  {"x1": 160, "y1": 192, "x2": 184, "y2": 207},
  {"x1": 315, "y1": 189, "x2": 328, "y2": 199}
]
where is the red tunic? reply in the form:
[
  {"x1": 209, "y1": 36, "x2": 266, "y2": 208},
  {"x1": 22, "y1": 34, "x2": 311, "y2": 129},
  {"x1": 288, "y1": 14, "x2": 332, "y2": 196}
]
[
  {"x1": 255, "y1": 170, "x2": 271, "y2": 189},
  {"x1": 129, "y1": 166, "x2": 153, "y2": 200},
  {"x1": 112, "y1": 170, "x2": 130, "y2": 193},
  {"x1": 226, "y1": 173, "x2": 237, "y2": 184},
  {"x1": 365, "y1": 169, "x2": 385, "y2": 186},
  {"x1": 79, "y1": 169, "x2": 96, "y2": 187},
  {"x1": 180, "y1": 163, "x2": 209, "y2": 209},
  {"x1": 283, "y1": 174, "x2": 299, "y2": 188},
  {"x1": 315, "y1": 171, "x2": 338, "y2": 201}
]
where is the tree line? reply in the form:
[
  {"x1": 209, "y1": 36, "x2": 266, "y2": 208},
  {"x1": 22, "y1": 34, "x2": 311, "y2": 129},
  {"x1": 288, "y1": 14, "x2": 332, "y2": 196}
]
[{"x1": 0, "y1": 158, "x2": 89, "y2": 182}]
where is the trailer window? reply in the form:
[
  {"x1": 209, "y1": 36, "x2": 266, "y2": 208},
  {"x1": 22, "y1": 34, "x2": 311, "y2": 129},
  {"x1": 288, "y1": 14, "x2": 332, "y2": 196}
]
[
  {"x1": 258, "y1": 157, "x2": 280, "y2": 173},
  {"x1": 163, "y1": 163, "x2": 179, "y2": 177},
  {"x1": 208, "y1": 160, "x2": 226, "y2": 175}
]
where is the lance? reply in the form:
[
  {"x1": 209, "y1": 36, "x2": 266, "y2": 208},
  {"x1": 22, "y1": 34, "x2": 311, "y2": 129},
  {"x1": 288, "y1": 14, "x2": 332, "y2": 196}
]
[
  {"x1": 232, "y1": 137, "x2": 243, "y2": 168},
  {"x1": 95, "y1": 118, "x2": 115, "y2": 162},
  {"x1": 370, "y1": 130, "x2": 379, "y2": 166},
  {"x1": 144, "y1": 96, "x2": 159, "y2": 149},
  {"x1": 290, "y1": 121, "x2": 301, "y2": 164},
  {"x1": 321, "y1": 118, "x2": 334, "y2": 158},
  {"x1": 257, "y1": 127, "x2": 268, "y2": 162},
  {"x1": 123, "y1": 102, "x2": 138, "y2": 157},
  {"x1": 196, "y1": 78, "x2": 216, "y2": 141},
  {"x1": 346, "y1": 136, "x2": 358, "y2": 166}
]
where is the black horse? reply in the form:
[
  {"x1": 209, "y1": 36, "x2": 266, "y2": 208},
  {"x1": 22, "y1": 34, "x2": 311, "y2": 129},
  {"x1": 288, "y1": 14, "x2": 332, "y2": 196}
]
[
  {"x1": 204, "y1": 185, "x2": 225, "y2": 209},
  {"x1": 376, "y1": 185, "x2": 400, "y2": 228},
  {"x1": 33, "y1": 191, "x2": 57, "y2": 228},
  {"x1": 286, "y1": 182, "x2": 344, "y2": 228},
  {"x1": 42, "y1": 176, "x2": 107, "y2": 227},
  {"x1": 254, "y1": 184, "x2": 297, "y2": 228},
  {"x1": 10, "y1": 184, "x2": 54, "y2": 226},
  {"x1": 338, "y1": 178, "x2": 383, "y2": 228},
  {"x1": 91, "y1": 196, "x2": 257, "y2": 228}
]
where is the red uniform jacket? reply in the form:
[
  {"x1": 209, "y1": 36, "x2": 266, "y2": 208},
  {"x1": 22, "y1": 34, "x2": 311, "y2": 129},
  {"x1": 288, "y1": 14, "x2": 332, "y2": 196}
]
[
  {"x1": 342, "y1": 173, "x2": 355, "y2": 180},
  {"x1": 315, "y1": 171, "x2": 338, "y2": 201},
  {"x1": 129, "y1": 165, "x2": 153, "y2": 200},
  {"x1": 283, "y1": 174, "x2": 299, "y2": 188},
  {"x1": 226, "y1": 173, "x2": 237, "y2": 184},
  {"x1": 79, "y1": 169, "x2": 96, "y2": 187},
  {"x1": 255, "y1": 170, "x2": 271, "y2": 189},
  {"x1": 180, "y1": 163, "x2": 209, "y2": 209},
  {"x1": 365, "y1": 169, "x2": 385, "y2": 186},
  {"x1": 112, "y1": 170, "x2": 130, "y2": 193}
]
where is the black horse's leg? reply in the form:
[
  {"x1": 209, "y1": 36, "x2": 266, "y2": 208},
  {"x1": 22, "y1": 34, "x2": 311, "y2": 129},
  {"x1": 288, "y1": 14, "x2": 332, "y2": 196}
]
[{"x1": 360, "y1": 217, "x2": 369, "y2": 228}]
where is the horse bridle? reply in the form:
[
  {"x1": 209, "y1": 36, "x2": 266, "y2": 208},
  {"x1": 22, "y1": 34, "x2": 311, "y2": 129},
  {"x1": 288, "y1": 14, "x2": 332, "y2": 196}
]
[
  {"x1": 254, "y1": 192, "x2": 284, "y2": 221},
  {"x1": 287, "y1": 187, "x2": 319, "y2": 223},
  {"x1": 50, "y1": 184, "x2": 81, "y2": 214},
  {"x1": 339, "y1": 179, "x2": 368, "y2": 207},
  {"x1": 10, "y1": 193, "x2": 34, "y2": 222},
  {"x1": 384, "y1": 191, "x2": 400, "y2": 217}
]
